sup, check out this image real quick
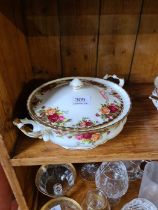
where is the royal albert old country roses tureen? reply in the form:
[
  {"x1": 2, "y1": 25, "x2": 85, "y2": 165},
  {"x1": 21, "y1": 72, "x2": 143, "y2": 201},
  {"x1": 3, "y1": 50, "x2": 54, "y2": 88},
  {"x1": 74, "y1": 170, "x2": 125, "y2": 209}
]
[{"x1": 13, "y1": 75, "x2": 131, "y2": 150}]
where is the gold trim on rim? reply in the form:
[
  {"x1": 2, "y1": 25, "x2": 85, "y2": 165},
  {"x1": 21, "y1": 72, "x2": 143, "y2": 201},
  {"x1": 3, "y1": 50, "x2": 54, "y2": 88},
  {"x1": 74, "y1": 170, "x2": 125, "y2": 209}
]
[{"x1": 40, "y1": 197, "x2": 83, "y2": 210}]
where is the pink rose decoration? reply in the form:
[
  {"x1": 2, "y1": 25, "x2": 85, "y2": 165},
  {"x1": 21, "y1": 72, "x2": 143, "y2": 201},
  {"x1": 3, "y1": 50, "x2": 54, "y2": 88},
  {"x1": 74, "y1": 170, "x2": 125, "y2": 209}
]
[
  {"x1": 48, "y1": 113, "x2": 60, "y2": 122},
  {"x1": 80, "y1": 120, "x2": 93, "y2": 127},
  {"x1": 59, "y1": 115, "x2": 64, "y2": 121},
  {"x1": 76, "y1": 134, "x2": 83, "y2": 140},
  {"x1": 76, "y1": 132, "x2": 94, "y2": 140},
  {"x1": 108, "y1": 104, "x2": 118, "y2": 113},
  {"x1": 108, "y1": 116, "x2": 113, "y2": 120},
  {"x1": 99, "y1": 90, "x2": 108, "y2": 100}
]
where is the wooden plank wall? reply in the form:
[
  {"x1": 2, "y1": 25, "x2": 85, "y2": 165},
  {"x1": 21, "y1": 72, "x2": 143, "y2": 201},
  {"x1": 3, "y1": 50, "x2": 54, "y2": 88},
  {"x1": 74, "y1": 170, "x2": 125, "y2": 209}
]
[
  {"x1": 21, "y1": 0, "x2": 158, "y2": 83},
  {"x1": 59, "y1": 0, "x2": 99, "y2": 77},
  {"x1": 21, "y1": 0, "x2": 61, "y2": 79},
  {"x1": 97, "y1": 0, "x2": 142, "y2": 79},
  {"x1": 131, "y1": 0, "x2": 158, "y2": 82}
]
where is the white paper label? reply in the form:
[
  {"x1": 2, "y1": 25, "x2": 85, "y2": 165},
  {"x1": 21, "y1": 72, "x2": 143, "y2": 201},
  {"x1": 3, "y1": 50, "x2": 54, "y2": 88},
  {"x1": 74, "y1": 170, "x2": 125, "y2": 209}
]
[
  {"x1": 72, "y1": 96, "x2": 91, "y2": 105},
  {"x1": 50, "y1": 205, "x2": 62, "y2": 210}
]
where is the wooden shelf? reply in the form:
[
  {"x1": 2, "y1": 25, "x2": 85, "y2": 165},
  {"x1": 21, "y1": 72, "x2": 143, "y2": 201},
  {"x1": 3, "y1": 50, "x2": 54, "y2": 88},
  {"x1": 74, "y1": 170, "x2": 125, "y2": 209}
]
[
  {"x1": 37, "y1": 164, "x2": 141, "y2": 210},
  {"x1": 11, "y1": 84, "x2": 158, "y2": 166}
]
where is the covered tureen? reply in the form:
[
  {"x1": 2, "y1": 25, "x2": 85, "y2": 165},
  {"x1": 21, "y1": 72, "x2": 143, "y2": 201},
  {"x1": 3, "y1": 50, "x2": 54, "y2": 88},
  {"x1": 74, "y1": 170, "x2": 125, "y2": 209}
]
[{"x1": 13, "y1": 75, "x2": 131, "y2": 150}]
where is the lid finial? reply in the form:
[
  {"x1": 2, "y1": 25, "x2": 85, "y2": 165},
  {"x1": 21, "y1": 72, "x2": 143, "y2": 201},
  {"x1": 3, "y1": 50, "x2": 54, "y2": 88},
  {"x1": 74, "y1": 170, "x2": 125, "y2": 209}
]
[{"x1": 69, "y1": 78, "x2": 84, "y2": 90}]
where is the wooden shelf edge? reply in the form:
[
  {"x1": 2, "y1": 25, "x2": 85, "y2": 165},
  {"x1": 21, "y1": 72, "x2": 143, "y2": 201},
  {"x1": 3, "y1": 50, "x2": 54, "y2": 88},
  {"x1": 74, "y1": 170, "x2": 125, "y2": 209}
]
[{"x1": 10, "y1": 152, "x2": 157, "y2": 166}]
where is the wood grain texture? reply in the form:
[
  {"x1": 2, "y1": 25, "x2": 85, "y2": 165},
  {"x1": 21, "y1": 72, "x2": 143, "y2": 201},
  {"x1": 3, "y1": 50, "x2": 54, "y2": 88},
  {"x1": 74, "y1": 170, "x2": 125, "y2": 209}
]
[
  {"x1": 97, "y1": 0, "x2": 142, "y2": 80},
  {"x1": 0, "y1": 74, "x2": 17, "y2": 153},
  {"x1": 0, "y1": 0, "x2": 32, "y2": 153},
  {"x1": 59, "y1": 0, "x2": 100, "y2": 77},
  {"x1": 22, "y1": 0, "x2": 61, "y2": 79},
  {"x1": 15, "y1": 166, "x2": 37, "y2": 210},
  {"x1": 11, "y1": 84, "x2": 157, "y2": 166},
  {"x1": 0, "y1": 135, "x2": 28, "y2": 210},
  {"x1": 0, "y1": 0, "x2": 32, "y2": 100},
  {"x1": 37, "y1": 165, "x2": 140, "y2": 210},
  {"x1": 130, "y1": 0, "x2": 158, "y2": 83}
]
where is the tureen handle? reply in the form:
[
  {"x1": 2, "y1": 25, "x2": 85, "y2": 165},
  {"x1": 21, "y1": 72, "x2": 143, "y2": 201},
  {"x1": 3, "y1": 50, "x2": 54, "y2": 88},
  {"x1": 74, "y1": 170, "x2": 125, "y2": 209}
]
[
  {"x1": 154, "y1": 76, "x2": 158, "y2": 89},
  {"x1": 13, "y1": 118, "x2": 44, "y2": 139},
  {"x1": 103, "y1": 74, "x2": 124, "y2": 87},
  {"x1": 149, "y1": 76, "x2": 158, "y2": 110}
]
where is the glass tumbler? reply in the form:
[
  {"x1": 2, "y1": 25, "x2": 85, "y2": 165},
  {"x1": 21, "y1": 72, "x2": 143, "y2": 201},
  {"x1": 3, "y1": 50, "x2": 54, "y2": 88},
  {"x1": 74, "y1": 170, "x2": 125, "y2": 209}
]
[
  {"x1": 139, "y1": 161, "x2": 158, "y2": 207},
  {"x1": 95, "y1": 161, "x2": 129, "y2": 205},
  {"x1": 121, "y1": 198, "x2": 157, "y2": 210}
]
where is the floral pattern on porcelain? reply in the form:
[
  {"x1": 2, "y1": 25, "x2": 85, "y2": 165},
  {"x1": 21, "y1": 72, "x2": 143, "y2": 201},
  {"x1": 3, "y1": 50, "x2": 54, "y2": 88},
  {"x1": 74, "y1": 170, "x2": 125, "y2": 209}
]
[
  {"x1": 99, "y1": 88, "x2": 122, "y2": 100},
  {"x1": 75, "y1": 132, "x2": 101, "y2": 143},
  {"x1": 96, "y1": 103, "x2": 122, "y2": 122},
  {"x1": 74, "y1": 117, "x2": 99, "y2": 128},
  {"x1": 37, "y1": 107, "x2": 71, "y2": 126},
  {"x1": 53, "y1": 128, "x2": 102, "y2": 144}
]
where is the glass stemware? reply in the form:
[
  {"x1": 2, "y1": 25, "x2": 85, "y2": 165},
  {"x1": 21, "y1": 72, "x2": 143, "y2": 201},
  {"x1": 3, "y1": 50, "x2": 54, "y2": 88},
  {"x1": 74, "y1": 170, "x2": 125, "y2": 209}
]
[
  {"x1": 122, "y1": 161, "x2": 143, "y2": 181},
  {"x1": 123, "y1": 160, "x2": 151, "y2": 181},
  {"x1": 82, "y1": 189, "x2": 111, "y2": 210},
  {"x1": 121, "y1": 198, "x2": 157, "y2": 210},
  {"x1": 95, "y1": 161, "x2": 129, "y2": 205},
  {"x1": 79, "y1": 163, "x2": 101, "y2": 181},
  {"x1": 35, "y1": 164, "x2": 76, "y2": 197}
]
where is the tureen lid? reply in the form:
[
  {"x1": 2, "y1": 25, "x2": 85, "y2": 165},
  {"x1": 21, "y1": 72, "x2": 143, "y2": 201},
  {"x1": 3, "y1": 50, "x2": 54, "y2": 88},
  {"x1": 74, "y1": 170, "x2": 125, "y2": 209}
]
[{"x1": 28, "y1": 77, "x2": 130, "y2": 131}]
